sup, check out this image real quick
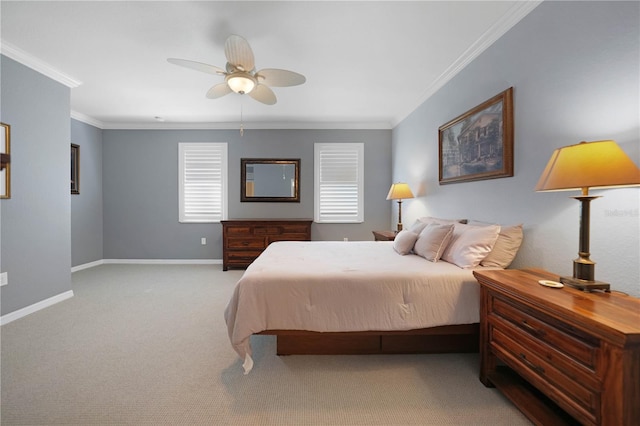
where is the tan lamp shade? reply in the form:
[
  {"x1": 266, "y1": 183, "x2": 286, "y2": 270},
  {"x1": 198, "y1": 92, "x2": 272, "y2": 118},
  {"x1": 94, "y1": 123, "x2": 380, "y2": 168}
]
[
  {"x1": 535, "y1": 140, "x2": 640, "y2": 194},
  {"x1": 535, "y1": 139, "x2": 640, "y2": 292},
  {"x1": 386, "y1": 183, "x2": 415, "y2": 200}
]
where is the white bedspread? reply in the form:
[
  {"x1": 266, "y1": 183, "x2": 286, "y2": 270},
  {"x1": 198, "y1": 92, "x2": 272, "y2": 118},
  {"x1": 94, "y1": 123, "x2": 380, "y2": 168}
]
[{"x1": 224, "y1": 241, "x2": 497, "y2": 373}]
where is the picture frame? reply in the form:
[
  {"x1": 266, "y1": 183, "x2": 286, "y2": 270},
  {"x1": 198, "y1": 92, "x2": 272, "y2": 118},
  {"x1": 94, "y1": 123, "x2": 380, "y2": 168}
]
[
  {"x1": 1, "y1": 122, "x2": 11, "y2": 199},
  {"x1": 438, "y1": 87, "x2": 514, "y2": 184},
  {"x1": 71, "y1": 143, "x2": 79, "y2": 194},
  {"x1": 240, "y1": 158, "x2": 300, "y2": 202}
]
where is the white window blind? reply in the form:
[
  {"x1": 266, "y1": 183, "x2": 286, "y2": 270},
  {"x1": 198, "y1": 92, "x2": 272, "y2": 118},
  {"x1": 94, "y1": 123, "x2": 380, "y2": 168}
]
[
  {"x1": 179, "y1": 143, "x2": 228, "y2": 223},
  {"x1": 314, "y1": 143, "x2": 364, "y2": 223}
]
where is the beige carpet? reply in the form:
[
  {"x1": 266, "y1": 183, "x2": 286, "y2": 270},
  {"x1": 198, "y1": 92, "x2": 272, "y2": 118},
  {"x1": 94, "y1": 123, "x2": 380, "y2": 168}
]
[{"x1": 1, "y1": 264, "x2": 531, "y2": 425}]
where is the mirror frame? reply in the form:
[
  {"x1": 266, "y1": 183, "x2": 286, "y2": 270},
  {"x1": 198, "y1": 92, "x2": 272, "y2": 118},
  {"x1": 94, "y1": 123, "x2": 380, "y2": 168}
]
[{"x1": 241, "y1": 158, "x2": 300, "y2": 202}]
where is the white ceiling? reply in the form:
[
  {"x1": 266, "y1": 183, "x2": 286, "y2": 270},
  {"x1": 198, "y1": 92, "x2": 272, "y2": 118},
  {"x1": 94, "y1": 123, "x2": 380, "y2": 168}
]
[{"x1": 0, "y1": 1, "x2": 540, "y2": 129}]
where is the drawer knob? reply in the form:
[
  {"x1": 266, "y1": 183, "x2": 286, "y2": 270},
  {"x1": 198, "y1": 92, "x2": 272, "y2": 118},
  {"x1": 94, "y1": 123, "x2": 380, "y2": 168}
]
[{"x1": 519, "y1": 353, "x2": 545, "y2": 374}]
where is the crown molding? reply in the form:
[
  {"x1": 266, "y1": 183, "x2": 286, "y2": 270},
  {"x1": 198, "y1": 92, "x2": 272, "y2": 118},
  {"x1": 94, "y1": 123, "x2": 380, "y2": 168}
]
[
  {"x1": 67, "y1": 113, "x2": 391, "y2": 130},
  {"x1": 391, "y1": 0, "x2": 543, "y2": 127},
  {"x1": 99, "y1": 120, "x2": 392, "y2": 130},
  {"x1": 1, "y1": 40, "x2": 82, "y2": 88},
  {"x1": 69, "y1": 110, "x2": 391, "y2": 130},
  {"x1": 71, "y1": 111, "x2": 105, "y2": 129}
]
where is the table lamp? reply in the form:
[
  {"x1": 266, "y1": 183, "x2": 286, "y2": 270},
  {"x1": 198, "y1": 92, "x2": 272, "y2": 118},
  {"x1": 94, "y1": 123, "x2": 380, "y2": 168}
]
[
  {"x1": 535, "y1": 140, "x2": 640, "y2": 291},
  {"x1": 387, "y1": 183, "x2": 414, "y2": 232}
]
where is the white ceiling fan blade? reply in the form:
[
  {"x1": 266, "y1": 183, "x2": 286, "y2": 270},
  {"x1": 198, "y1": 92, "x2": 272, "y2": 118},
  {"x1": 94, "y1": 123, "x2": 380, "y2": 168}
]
[
  {"x1": 206, "y1": 83, "x2": 233, "y2": 99},
  {"x1": 249, "y1": 84, "x2": 277, "y2": 105},
  {"x1": 225, "y1": 35, "x2": 255, "y2": 72},
  {"x1": 256, "y1": 69, "x2": 306, "y2": 87},
  {"x1": 167, "y1": 58, "x2": 225, "y2": 76}
]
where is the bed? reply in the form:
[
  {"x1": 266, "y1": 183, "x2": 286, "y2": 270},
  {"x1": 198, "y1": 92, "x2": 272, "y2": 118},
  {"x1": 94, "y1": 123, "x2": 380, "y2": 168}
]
[{"x1": 225, "y1": 217, "x2": 525, "y2": 373}]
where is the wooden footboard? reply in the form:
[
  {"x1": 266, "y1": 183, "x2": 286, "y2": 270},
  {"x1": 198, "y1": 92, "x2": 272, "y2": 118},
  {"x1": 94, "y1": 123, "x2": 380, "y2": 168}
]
[{"x1": 258, "y1": 324, "x2": 479, "y2": 355}]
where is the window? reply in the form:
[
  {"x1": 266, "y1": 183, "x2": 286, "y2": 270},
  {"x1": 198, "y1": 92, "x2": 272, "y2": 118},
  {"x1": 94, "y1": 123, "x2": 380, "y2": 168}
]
[
  {"x1": 179, "y1": 143, "x2": 228, "y2": 223},
  {"x1": 314, "y1": 143, "x2": 364, "y2": 223}
]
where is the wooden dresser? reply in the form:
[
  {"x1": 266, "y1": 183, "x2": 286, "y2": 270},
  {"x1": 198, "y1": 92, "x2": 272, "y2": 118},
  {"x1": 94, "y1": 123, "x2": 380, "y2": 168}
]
[
  {"x1": 474, "y1": 268, "x2": 640, "y2": 426},
  {"x1": 221, "y1": 219, "x2": 312, "y2": 271}
]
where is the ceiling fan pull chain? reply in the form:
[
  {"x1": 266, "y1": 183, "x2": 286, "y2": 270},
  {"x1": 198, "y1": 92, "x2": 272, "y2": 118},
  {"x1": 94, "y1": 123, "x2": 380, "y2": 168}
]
[{"x1": 239, "y1": 102, "x2": 244, "y2": 137}]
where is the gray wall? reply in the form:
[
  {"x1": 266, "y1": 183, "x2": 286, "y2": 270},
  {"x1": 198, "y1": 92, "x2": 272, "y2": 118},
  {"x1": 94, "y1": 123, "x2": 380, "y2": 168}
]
[
  {"x1": 70, "y1": 119, "x2": 103, "y2": 267},
  {"x1": 0, "y1": 56, "x2": 73, "y2": 315},
  {"x1": 391, "y1": 1, "x2": 639, "y2": 296},
  {"x1": 102, "y1": 129, "x2": 391, "y2": 259}
]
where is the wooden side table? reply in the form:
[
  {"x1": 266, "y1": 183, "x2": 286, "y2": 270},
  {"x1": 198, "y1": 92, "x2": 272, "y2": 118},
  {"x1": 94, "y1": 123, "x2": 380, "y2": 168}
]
[
  {"x1": 474, "y1": 268, "x2": 640, "y2": 426},
  {"x1": 372, "y1": 230, "x2": 396, "y2": 241}
]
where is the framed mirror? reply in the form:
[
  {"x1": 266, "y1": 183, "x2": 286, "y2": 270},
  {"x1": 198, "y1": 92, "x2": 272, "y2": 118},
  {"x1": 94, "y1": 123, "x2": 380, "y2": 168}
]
[{"x1": 241, "y1": 158, "x2": 300, "y2": 202}]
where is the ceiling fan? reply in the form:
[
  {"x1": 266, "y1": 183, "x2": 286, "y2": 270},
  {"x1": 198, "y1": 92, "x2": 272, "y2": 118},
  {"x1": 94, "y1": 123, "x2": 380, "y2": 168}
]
[{"x1": 167, "y1": 35, "x2": 306, "y2": 105}]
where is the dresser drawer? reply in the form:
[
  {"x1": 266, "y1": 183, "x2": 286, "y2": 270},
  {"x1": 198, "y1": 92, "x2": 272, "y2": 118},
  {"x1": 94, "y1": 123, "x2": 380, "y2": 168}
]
[
  {"x1": 254, "y1": 226, "x2": 282, "y2": 235},
  {"x1": 489, "y1": 314, "x2": 600, "y2": 390},
  {"x1": 227, "y1": 251, "x2": 263, "y2": 261},
  {"x1": 269, "y1": 235, "x2": 309, "y2": 243},
  {"x1": 280, "y1": 224, "x2": 313, "y2": 235},
  {"x1": 225, "y1": 226, "x2": 253, "y2": 236},
  {"x1": 227, "y1": 238, "x2": 265, "y2": 250},
  {"x1": 490, "y1": 321, "x2": 600, "y2": 424},
  {"x1": 492, "y1": 296, "x2": 598, "y2": 370}
]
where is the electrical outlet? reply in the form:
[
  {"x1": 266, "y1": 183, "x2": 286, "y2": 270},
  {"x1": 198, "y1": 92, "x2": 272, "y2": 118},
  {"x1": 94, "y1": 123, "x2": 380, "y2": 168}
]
[
  {"x1": 201, "y1": 237, "x2": 207, "y2": 245},
  {"x1": 0, "y1": 272, "x2": 8, "y2": 287}
]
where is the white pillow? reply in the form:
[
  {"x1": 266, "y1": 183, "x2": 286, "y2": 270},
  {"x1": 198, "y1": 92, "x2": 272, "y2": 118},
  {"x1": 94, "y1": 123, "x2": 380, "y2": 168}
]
[
  {"x1": 393, "y1": 230, "x2": 419, "y2": 255},
  {"x1": 409, "y1": 220, "x2": 429, "y2": 234},
  {"x1": 413, "y1": 223, "x2": 454, "y2": 262},
  {"x1": 441, "y1": 223, "x2": 500, "y2": 268},
  {"x1": 468, "y1": 221, "x2": 524, "y2": 268}
]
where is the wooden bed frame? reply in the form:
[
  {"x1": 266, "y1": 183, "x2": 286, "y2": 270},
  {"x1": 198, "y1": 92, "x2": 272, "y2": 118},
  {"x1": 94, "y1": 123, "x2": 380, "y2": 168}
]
[{"x1": 258, "y1": 323, "x2": 479, "y2": 355}]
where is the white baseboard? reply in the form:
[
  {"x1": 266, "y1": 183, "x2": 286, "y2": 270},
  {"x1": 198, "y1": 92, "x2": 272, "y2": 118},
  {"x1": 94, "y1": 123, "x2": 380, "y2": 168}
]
[
  {"x1": 1, "y1": 290, "x2": 74, "y2": 326},
  {"x1": 71, "y1": 259, "x2": 104, "y2": 272},
  {"x1": 71, "y1": 259, "x2": 222, "y2": 272},
  {"x1": 102, "y1": 259, "x2": 222, "y2": 265}
]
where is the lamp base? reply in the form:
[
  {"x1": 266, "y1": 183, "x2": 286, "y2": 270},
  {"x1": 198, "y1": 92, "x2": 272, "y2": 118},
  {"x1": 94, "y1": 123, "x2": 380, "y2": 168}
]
[{"x1": 560, "y1": 276, "x2": 610, "y2": 292}]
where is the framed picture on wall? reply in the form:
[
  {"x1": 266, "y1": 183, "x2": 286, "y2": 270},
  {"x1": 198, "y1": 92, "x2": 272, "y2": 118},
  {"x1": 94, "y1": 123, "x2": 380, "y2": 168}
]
[
  {"x1": 71, "y1": 143, "x2": 79, "y2": 194},
  {"x1": 438, "y1": 87, "x2": 514, "y2": 184},
  {"x1": 1, "y1": 122, "x2": 11, "y2": 199}
]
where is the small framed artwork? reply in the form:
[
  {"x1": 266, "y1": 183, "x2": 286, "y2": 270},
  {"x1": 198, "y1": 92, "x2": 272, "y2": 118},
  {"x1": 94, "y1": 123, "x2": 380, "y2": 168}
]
[
  {"x1": 71, "y1": 143, "x2": 79, "y2": 194},
  {"x1": 438, "y1": 87, "x2": 514, "y2": 184},
  {"x1": 1, "y1": 122, "x2": 11, "y2": 199}
]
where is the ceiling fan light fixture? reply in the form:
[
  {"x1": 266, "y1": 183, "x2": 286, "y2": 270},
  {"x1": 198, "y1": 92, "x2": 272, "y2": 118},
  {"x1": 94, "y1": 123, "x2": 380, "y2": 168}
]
[{"x1": 226, "y1": 72, "x2": 257, "y2": 94}]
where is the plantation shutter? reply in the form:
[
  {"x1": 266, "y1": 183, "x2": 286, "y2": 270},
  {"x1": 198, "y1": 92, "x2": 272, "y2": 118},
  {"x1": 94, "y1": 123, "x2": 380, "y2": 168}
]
[
  {"x1": 314, "y1": 143, "x2": 364, "y2": 223},
  {"x1": 179, "y1": 143, "x2": 228, "y2": 223}
]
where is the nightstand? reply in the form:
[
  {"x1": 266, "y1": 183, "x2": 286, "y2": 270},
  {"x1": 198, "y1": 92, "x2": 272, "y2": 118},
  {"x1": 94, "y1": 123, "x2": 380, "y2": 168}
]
[
  {"x1": 372, "y1": 230, "x2": 396, "y2": 241},
  {"x1": 474, "y1": 268, "x2": 640, "y2": 426}
]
